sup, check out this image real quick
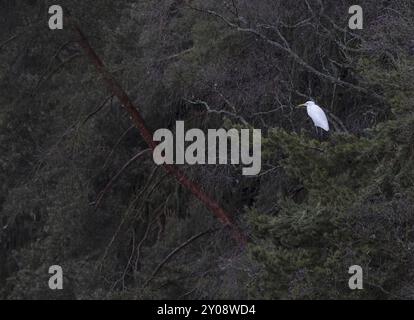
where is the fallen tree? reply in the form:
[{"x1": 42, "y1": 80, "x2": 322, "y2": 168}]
[{"x1": 65, "y1": 11, "x2": 246, "y2": 246}]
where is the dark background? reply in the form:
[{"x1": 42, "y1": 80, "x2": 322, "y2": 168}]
[{"x1": 0, "y1": 0, "x2": 413, "y2": 299}]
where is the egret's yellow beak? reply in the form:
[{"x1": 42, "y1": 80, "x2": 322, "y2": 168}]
[{"x1": 297, "y1": 103, "x2": 306, "y2": 108}]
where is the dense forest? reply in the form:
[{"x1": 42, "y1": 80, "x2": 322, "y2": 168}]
[{"x1": 1, "y1": 0, "x2": 414, "y2": 299}]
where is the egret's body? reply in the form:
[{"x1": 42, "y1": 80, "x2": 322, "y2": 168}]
[{"x1": 298, "y1": 101, "x2": 329, "y2": 132}]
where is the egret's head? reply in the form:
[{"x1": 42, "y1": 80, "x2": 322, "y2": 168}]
[{"x1": 297, "y1": 101, "x2": 314, "y2": 108}]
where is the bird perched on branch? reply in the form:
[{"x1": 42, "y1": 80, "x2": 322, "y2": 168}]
[{"x1": 297, "y1": 101, "x2": 330, "y2": 132}]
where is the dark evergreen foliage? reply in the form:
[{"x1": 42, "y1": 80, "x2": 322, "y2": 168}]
[{"x1": 1, "y1": 0, "x2": 413, "y2": 299}]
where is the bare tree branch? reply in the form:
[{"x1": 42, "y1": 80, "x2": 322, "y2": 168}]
[
  {"x1": 185, "y1": 98, "x2": 249, "y2": 126},
  {"x1": 188, "y1": 6, "x2": 385, "y2": 101}
]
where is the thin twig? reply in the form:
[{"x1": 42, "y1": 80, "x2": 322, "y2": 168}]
[
  {"x1": 95, "y1": 148, "x2": 152, "y2": 208},
  {"x1": 102, "y1": 125, "x2": 135, "y2": 170},
  {"x1": 0, "y1": 34, "x2": 19, "y2": 49},
  {"x1": 97, "y1": 166, "x2": 161, "y2": 270},
  {"x1": 33, "y1": 53, "x2": 81, "y2": 93},
  {"x1": 143, "y1": 227, "x2": 220, "y2": 288},
  {"x1": 81, "y1": 95, "x2": 113, "y2": 126}
]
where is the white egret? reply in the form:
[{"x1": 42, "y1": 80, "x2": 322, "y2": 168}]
[{"x1": 297, "y1": 101, "x2": 329, "y2": 132}]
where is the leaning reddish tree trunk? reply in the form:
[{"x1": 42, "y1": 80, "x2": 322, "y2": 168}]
[{"x1": 68, "y1": 17, "x2": 246, "y2": 245}]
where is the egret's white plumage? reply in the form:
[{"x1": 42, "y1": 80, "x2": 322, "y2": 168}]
[{"x1": 298, "y1": 101, "x2": 329, "y2": 132}]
